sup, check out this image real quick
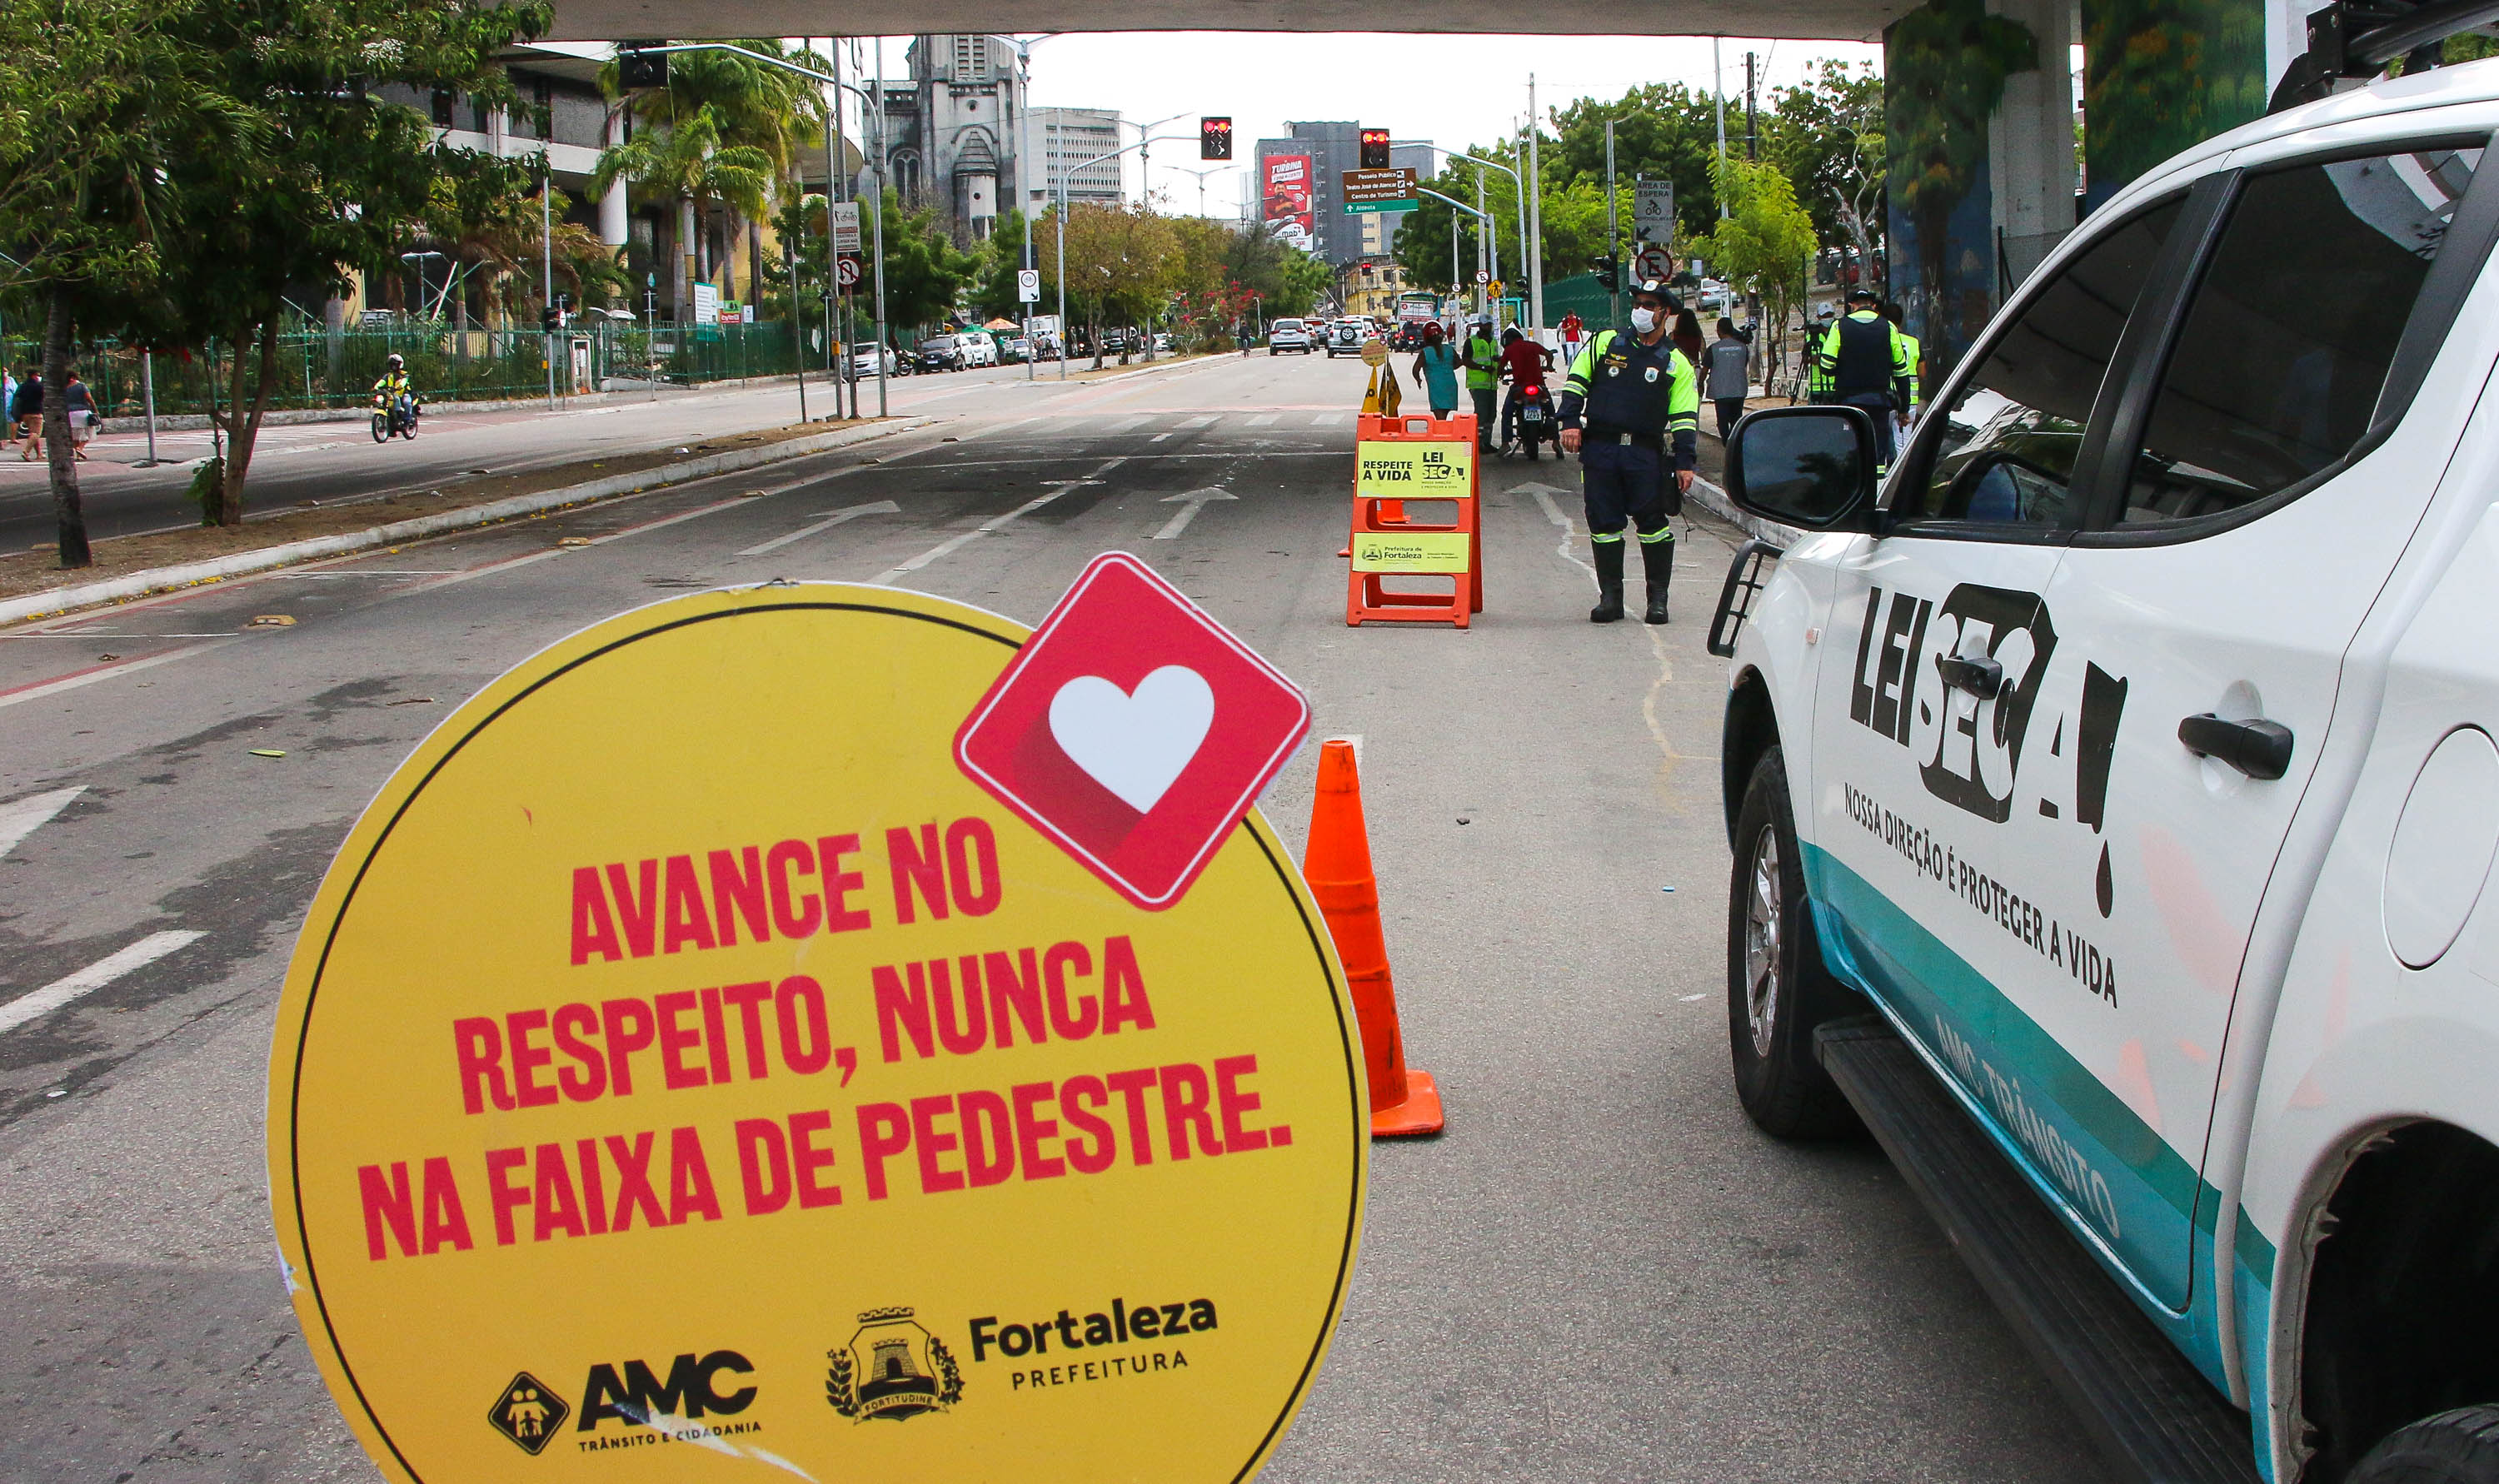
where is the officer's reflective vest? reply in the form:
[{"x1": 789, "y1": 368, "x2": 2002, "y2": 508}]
[
  {"x1": 1464, "y1": 334, "x2": 1501, "y2": 390},
  {"x1": 1559, "y1": 328, "x2": 1700, "y2": 446},
  {"x1": 1808, "y1": 311, "x2": 1914, "y2": 408}
]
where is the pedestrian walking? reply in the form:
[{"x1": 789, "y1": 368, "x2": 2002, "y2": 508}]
[
  {"x1": 1497, "y1": 326, "x2": 1553, "y2": 451},
  {"x1": 1703, "y1": 318, "x2": 1753, "y2": 441},
  {"x1": 1808, "y1": 286, "x2": 1916, "y2": 469},
  {"x1": 1463, "y1": 316, "x2": 1501, "y2": 451},
  {"x1": 1411, "y1": 322, "x2": 1460, "y2": 419},
  {"x1": 59, "y1": 368, "x2": 96, "y2": 461},
  {"x1": 11, "y1": 368, "x2": 42, "y2": 461},
  {"x1": 1672, "y1": 306, "x2": 1706, "y2": 371},
  {"x1": 1557, "y1": 279, "x2": 1699, "y2": 625},
  {"x1": 1559, "y1": 310, "x2": 1586, "y2": 368}
]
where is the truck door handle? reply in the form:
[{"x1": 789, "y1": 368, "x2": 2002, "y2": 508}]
[
  {"x1": 1936, "y1": 653, "x2": 2003, "y2": 700},
  {"x1": 2177, "y1": 714, "x2": 2294, "y2": 780}
]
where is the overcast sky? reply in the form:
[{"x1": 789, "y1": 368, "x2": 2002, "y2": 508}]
[{"x1": 842, "y1": 32, "x2": 1880, "y2": 214}]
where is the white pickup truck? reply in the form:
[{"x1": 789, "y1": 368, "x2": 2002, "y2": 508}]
[{"x1": 1708, "y1": 57, "x2": 2499, "y2": 1484}]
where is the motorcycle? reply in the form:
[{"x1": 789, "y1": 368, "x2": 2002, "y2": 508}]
[
  {"x1": 371, "y1": 391, "x2": 420, "y2": 442},
  {"x1": 1509, "y1": 379, "x2": 1558, "y2": 459}
]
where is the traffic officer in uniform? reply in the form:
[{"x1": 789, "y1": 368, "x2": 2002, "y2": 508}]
[
  {"x1": 1881, "y1": 299, "x2": 1923, "y2": 441},
  {"x1": 1809, "y1": 286, "x2": 1916, "y2": 468},
  {"x1": 1558, "y1": 278, "x2": 1699, "y2": 625},
  {"x1": 1463, "y1": 316, "x2": 1502, "y2": 451}
]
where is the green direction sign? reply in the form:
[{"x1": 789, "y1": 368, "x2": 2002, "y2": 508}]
[{"x1": 1344, "y1": 200, "x2": 1419, "y2": 214}]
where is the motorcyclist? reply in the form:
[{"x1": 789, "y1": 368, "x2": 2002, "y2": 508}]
[{"x1": 372, "y1": 354, "x2": 416, "y2": 434}]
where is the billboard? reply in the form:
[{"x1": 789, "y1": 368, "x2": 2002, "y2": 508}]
[{"x1": 1263, "y1": 154, "x2": 1314, "y2": 254}]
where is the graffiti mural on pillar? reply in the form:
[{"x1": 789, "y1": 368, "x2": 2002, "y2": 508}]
[
  {"x1": 1883, "y1": 0, "x2": 2039, "y2": 376},
  {"x1": 2082, "y1": 0, "x2": 2266, "y2": 209}
]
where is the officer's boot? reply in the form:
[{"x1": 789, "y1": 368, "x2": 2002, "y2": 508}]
[
  {"x1": 1589, "y1": 538, "x2": 1626, "y2": 623},
  {"x1": 1640, "y1": 532, "x2": 1675, "y2": 625}
]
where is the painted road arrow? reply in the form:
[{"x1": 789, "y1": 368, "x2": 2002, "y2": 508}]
[
  {"x1": 735, "y1": 499, "x2": 902, "y2": 557},
  {"x1": 1153, "y1": 487, "x2": 1238, "y2": 541}
]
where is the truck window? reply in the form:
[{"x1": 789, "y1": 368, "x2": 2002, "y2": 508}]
[
  {"x1": 2120, "y1": 147, "x2": 2482, "y2": 525},
  {"x1": 1897, "y1": 199, "x2": 2182, "y2": 529}
]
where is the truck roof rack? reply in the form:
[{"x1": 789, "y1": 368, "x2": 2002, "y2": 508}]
[{"x1": 2269, "y1": 0, "x2": 2499, "y2": 112}]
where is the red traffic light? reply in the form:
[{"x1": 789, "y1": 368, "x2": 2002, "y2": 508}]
[
  {"x1": 1359, "y1": 128, "x2": 1390, "y2": 170},
  {"x1": 1200, "y1": 117, "x2": 1233, "y2": 161}
]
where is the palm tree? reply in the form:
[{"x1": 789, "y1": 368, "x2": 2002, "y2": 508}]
[{"x1": 591, "y1": 106, "x2": 772, "y2": 320}]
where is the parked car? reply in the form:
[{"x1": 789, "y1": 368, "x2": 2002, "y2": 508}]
[
  {"x1": 1268, "y1": 318, "x2": 1312, "y2": 355},
  {"x1": 1151, "y1": 332, "x2": 1175, "y2": 354},
  {"x1": 850, "y1": 345, "x2": 898, "y2": 377},
  {"x1": 996, "y1": 334, "x2": 1029, "y2": 364},
  {"x1": 955, "y1": 331, "x2": 998, "y2": 368},
  {"x1": 1707, "y1": 60, "x2": 2499, "y2": 1484},
  {"x1": 1324, "y1": 321, "x2": 1367, "y2": 357},
  {"x1": 915, "y1": 336, "x2": 964, "y2": 372}
]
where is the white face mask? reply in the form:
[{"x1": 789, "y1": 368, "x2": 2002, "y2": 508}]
[{"x1": 1630, "y1": 307, "x2": 1659, "y2": 334}]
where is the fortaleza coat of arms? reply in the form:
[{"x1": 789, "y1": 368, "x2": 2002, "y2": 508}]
[{"x1": 826, "y1": 1307, "x2": 964, "y2": 1422}]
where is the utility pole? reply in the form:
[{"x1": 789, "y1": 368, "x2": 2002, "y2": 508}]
[
  {"x1": 1524, "y1": 77, "x2": 1544, "y2": 336},
  {"x1": 1714, "y1": 37, "x2": 1730, "y2": 217},
  {"x1": 1605, "y1": 119, "x2": 1620, "y2": 326},
  {"x1": 1474, "y1": 165, "x2": 1490, "y2": 317},
  {"x1": 1745, "y1": 52, "x2": 1759, "y2": 162},
  {"x1": 831, "y1": 41, "x2": 852, "y2": 419},
  {"x1": 870, "y1": 37, "x2": 888, "y2": 416}
]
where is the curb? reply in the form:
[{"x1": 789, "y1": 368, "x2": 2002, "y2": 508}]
[
  {"x1": 1, "y1": 416, "x2": 934, "y2": 629},
  {"x1": 107, "y1": 375, "x2": 815, "y2": 437}
]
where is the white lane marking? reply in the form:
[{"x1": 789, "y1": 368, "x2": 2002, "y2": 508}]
[
  {"x1": 1153, "y1": 487, "x2": 1238, "y2": 541},
  {"x1": 736, "y1": 500, "x2": 902, "y2": 557},
  {"x1": 1246, "y1": 414, "x2": 1279, "y2": 426},
  {"x1": 569, "y1": 406, "x2": 625, "y2": 417},
  {"x1": 1312, "y1": 412, "x2": 1345, "y2": 426},
  {"x1": 1150, "y1": 432, "x2": 1174, "y2": 443},
  {"x1": 0, "y1": 786, "x2": 84, "y2": 859},
  {"x1": 1524, "y1": 481, "x2": 1686, "y2": 784},
  {"x1": 0, "y1": 929, "x2": 206, "y2": 1036},
  {"x1": 983, "y1": 417, "x2": 1041, "y2": 436},
  {"x1": 1177, "y1": 416, "x2": 1215, "y2": 429},
  {"x1": 875, "y1": 456, "x2": 1127, "y2": 585},
  {"x1": 1105, "y1": 416, "x2": 1151, "y2": 432},
  {"x1": 0, "y1": 642, "x2": 233, "y2": 711}
]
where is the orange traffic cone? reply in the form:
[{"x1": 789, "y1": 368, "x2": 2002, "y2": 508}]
[{"x1": 1302, "y1": 739, "x2": 1444, "y2": 1138}]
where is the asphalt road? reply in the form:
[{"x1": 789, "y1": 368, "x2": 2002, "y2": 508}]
[
  {"x1": 0, "y1": 356, "x2": 1125, "y2": 552},
  {"x1": 0, "y1": 351, "x2": 2105, "y2": 1482}
]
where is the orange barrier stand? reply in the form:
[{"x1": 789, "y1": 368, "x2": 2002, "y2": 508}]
[
  {"x1": 1302, "y1": 739, "x2": 1444, "y2": 1138},
  {"x1": 1346, "y1": 412, "x2": 1483, "y2": 628}
]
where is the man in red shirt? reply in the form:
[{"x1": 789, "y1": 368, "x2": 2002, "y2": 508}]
[
  {"x1": 1498, "y1": 327, "x2": 1554, "y2": 452},
  {"x1": 1559, "y1": 311, "x2": 1586, "y2": 366}
]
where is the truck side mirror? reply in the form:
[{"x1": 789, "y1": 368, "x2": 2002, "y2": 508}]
[{"x1": 1724, "y1": 405, "x2": 1880, "y2": 531}]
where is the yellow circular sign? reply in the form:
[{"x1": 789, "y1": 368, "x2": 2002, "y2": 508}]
[
  {"x1": 1359, "y1": 340, "x2": 1388, "y2": 367},
  {"x1": 268, "y1": 584, "x2": 1365, "y2": 1482}
]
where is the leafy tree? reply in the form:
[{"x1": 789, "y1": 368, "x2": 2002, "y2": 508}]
[
  {"x1": 1549, "y1": 84, "x2": 1728, "y2": 238},
  {"x1": 1037, "y1": 202, "x2": 1180, "y2": 366},
  {"x1": 591, "y1": 106, "x2": 774, "y2": 317},
  {"x1": 876, "y1": 187, "x2": 978, "y2": 336},
  {"x1": 1684, "y1": 157, "x2": 1818, "y2": 390},
  {"x1": 420, "y1": 167, "x2": 626, "y2": 326},
  {"x1": 2082, "y1": 0, "x2": 2262, "y2": 202},
  {"x1": 0, "y1": 0, "x2": 206, "y2": 565},
  {"x1": 149, "y1": 0, "x2": 551, "y2": 525},
  {"x1": 1763, "y1": 61, "x2": 1887, "y2": 279},
  {"x1": 967, "y1": 208, "x2": 1035, "y2": 321}
]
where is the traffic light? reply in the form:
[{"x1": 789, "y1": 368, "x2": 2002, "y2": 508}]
[
  {"x1": 1592, "y1": 253, "x2": 1620, "y2": 290},
  {"x1": 617, "y1": 42, "x2": 668, "y2": 89},
  {"x1": 540, "y1": 305, "x2": 561, "y2": 332},
  {"x1": 1359, "y1": 128, "x2": 1390, "y2": 170},
  {"x1": 1200, "y1": 117, "x2": 1232, "y2": 161}
]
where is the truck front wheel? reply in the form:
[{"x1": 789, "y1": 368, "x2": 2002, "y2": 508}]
[
  {"x1": 2349, "y1": 1407, "x2": 2499, "y2": 1483},
  {"x1": 1727, "y1": 747, "x2": 1860, "y2": 1139}
]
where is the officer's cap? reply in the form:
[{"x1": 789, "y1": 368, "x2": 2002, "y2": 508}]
[
  {"x1": 1845, "y1": 286, "x2": 1878, "y2": 305},
  {"x1": 1631, "y1": 278, "x2": 1683, "y2": 310}
]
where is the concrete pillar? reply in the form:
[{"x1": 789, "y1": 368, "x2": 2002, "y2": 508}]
[
  {"x1": 1989, "y1": 0, "x2": 2078, "y2": 284},
  {"x1": 600, "y1": 110, "x2": 630, "y2": 247}
]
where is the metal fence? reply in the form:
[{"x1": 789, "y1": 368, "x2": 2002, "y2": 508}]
[{"x1": 0, "y1": 321, "x2": 826, "y2": 420}]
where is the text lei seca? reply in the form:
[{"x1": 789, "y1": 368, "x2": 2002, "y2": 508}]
[{"x1": 352, "y1": 814, "x2": 1292, "y2": 1263}]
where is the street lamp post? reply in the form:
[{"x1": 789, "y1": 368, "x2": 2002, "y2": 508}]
[{"x1": 985, "y1": 34, "x2": 1059, "y2": 383}]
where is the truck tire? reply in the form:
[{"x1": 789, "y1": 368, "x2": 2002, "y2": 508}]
[
  {"x1": 2350, "y1": 1407, "x2": 2499, "y2": 1483},
  {"x1": 1727, "y1": 746, "x2": 1861, "y2": 1139}
]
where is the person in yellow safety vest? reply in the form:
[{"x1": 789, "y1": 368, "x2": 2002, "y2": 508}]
[
  {"x1": 1463, "y1": 316, "x2": 1502, "y2": 451},
  {"x1": 1881, "y1": 298, "x2": 1922, "y2": 441},
  {"x1": 1558, "y1": 278, "x2": 1701, "y2": 625},
  {"x1": 1808, "y1": 286, "x2": 1915, "y2": 469}
]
